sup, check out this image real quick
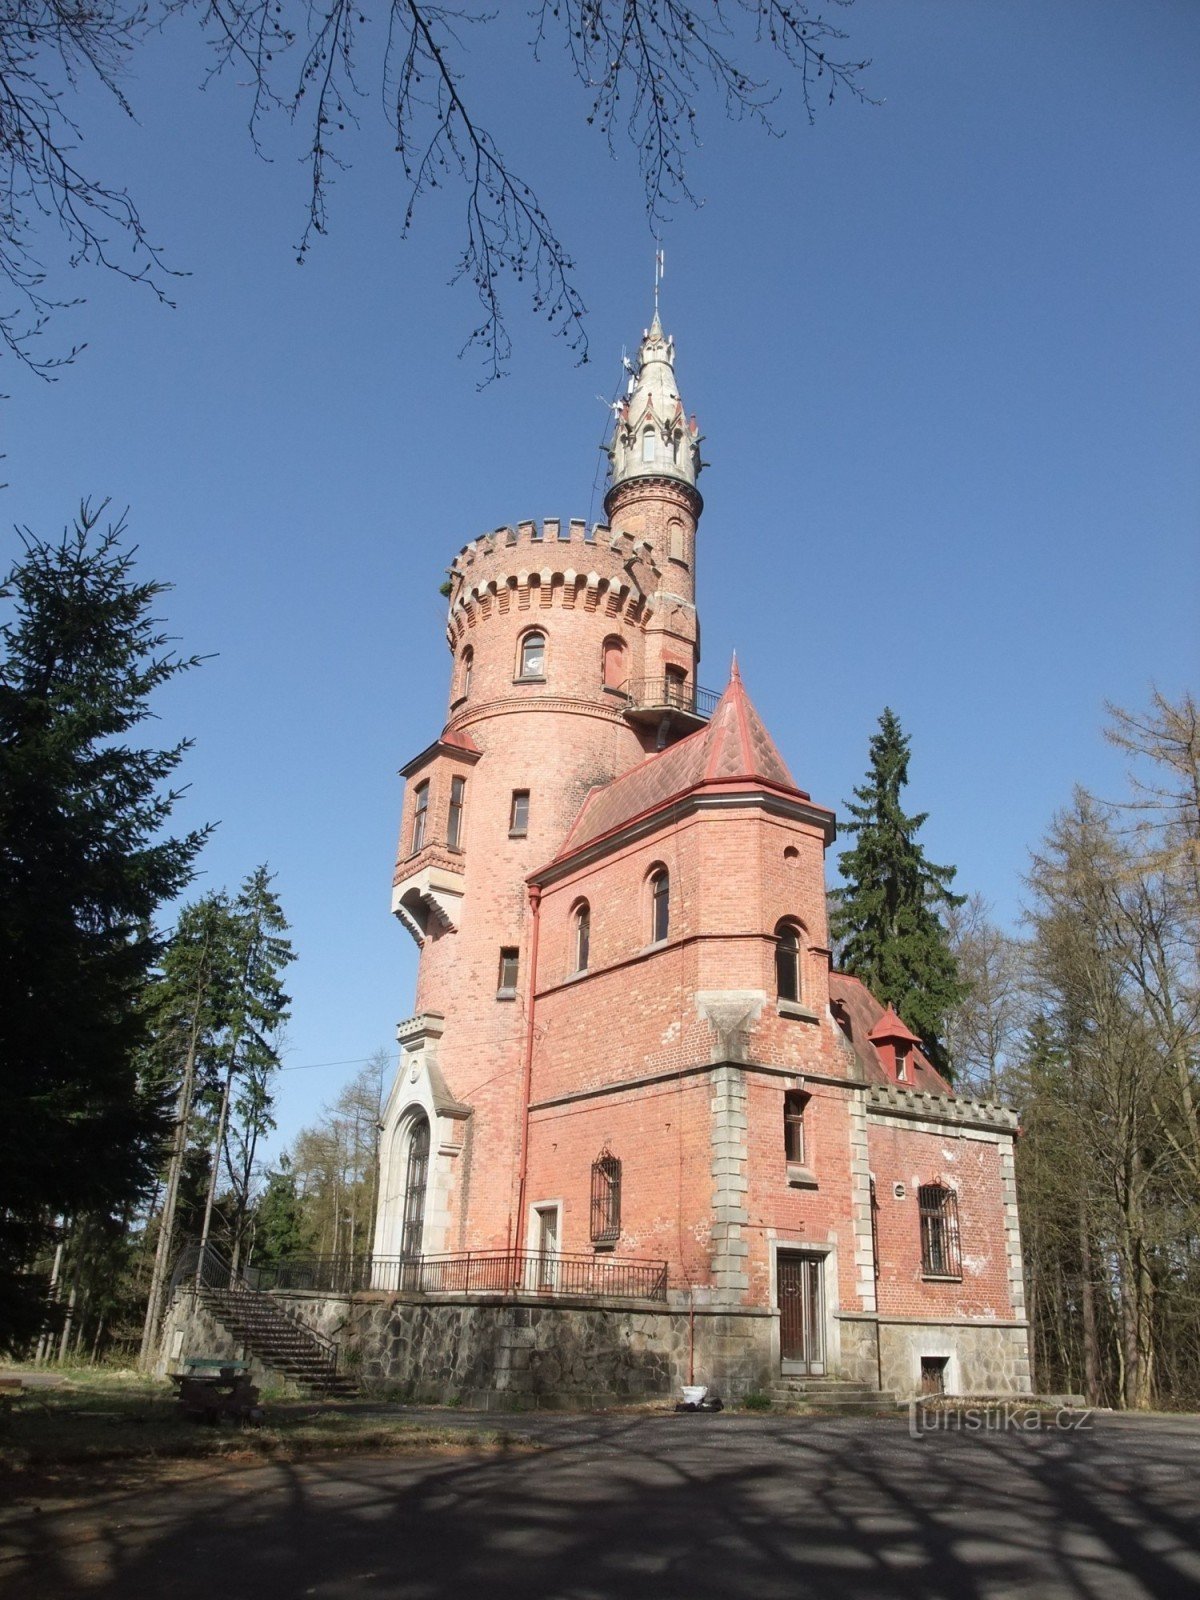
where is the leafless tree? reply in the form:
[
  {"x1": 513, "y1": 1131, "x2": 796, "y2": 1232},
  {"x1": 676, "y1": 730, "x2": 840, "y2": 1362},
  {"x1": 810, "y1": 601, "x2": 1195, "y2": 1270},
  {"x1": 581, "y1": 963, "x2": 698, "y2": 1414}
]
[{"x1": 2, "y1": 1, "x2": 873, "y2": 383}]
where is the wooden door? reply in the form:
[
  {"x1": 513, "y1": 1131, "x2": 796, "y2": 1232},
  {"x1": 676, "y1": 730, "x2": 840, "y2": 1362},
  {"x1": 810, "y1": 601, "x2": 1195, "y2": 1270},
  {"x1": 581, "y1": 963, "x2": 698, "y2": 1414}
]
[{"x1": 779, "y1": 1252, "x2": 825, "y2": 1374}]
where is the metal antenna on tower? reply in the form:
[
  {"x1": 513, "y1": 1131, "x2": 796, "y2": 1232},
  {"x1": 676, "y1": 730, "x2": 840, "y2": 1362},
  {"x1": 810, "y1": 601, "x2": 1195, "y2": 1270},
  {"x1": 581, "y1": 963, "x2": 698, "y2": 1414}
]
[{"x1": 653, "y1": 243, "x2": 664, "y2": 317}]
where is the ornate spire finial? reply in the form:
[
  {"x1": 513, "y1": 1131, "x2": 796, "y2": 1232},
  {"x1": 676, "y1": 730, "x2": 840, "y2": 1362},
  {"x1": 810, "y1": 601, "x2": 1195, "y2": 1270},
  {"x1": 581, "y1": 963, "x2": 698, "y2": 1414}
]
[
  {"x1": 605, "y1": 308, "x2": 701, "y2": 498},
  {"x1": 730, "y1": 650, "x2": 741, "y2": 683}
]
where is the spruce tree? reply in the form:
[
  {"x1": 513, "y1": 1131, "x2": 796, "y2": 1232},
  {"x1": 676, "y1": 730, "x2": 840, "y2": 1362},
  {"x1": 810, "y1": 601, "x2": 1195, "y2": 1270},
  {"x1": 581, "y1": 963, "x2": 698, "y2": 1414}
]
[
  {"x1": 0, "y1": 506, "x2": 208, "y2": 1346},
  {"x1": 831, "y1": 708, "x2": 966, "y2": 1076}
]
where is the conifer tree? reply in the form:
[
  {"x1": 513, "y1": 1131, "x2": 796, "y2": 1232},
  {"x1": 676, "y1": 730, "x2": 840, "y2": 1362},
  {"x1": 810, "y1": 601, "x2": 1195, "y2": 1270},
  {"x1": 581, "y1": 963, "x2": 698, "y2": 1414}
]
[
  {"x1": 831, "y1": 708, "x2": 966, "y2": 1076},
  {"x1": 0, "y1": 506, "x2": 208, "y2": 1346}
]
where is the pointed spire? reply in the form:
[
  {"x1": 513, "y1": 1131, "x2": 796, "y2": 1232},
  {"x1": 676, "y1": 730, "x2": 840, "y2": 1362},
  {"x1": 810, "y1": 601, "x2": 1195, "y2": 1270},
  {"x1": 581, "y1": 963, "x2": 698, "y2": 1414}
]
[
  {"x1": 606, "y1": 313, "x2": 701, "y2": 497},
  {"x1": 730, "y1": 650, "x2": 741, "y2": 683}
]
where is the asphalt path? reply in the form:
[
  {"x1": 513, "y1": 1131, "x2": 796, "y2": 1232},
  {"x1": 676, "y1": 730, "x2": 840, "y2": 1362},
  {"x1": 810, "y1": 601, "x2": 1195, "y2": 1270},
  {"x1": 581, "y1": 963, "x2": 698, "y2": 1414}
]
[{"x1": 2, "y1": 1409, "x2": 1198, "y2": 1599}]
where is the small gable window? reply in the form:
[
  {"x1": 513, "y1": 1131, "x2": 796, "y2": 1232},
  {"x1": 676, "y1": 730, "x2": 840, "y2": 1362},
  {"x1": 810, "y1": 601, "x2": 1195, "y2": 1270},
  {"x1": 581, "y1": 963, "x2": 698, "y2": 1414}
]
[
  {"x1": 895, "y1": 1044, "x2": 910, "y2": 1082},
  {"x1": 447, "y1": 775, "x2": 466, "y2": 851},
  {"x1": 573, "y1": 901, "x2": 591, "y2": 974},
  {"x1": 519, "y1": 631, "x2": 546, "y2": 679},
  {"x1": 410, "y1": 781, "x2": 430, "y2": 854},
  {"x1": 775, "y1": 921, "x2": 802, "y2": 1003},
  {"x1": 649, "y1": 867, "x2": 670, "y2": 944},
  {"x1": 918, "y1": 1184, "x2": 962, "y2": 1279},
  {"x1": 590, "y1": 1150, "x2": 621, "y2": 1245}
]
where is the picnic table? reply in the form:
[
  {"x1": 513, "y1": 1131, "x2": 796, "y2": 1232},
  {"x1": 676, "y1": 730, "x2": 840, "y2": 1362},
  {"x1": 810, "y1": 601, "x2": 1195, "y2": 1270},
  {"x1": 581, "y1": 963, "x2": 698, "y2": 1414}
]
[{"x1": 169, "y1": 1360, "x2": 263, "y2": 1423}]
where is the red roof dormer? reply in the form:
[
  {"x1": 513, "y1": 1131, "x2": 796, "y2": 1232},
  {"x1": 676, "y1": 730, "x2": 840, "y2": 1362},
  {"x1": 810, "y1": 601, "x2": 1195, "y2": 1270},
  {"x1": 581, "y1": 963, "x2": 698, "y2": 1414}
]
[{"x1": 868, "y1": 1007, "x2": 923, "y2": 1084}]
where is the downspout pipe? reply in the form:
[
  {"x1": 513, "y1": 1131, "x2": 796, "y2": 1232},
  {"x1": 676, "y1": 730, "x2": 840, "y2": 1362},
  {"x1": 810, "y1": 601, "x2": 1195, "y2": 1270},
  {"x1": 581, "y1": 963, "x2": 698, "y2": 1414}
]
[{"x1": 511, "y1": 883, "x2": 543, "y2": 1277}]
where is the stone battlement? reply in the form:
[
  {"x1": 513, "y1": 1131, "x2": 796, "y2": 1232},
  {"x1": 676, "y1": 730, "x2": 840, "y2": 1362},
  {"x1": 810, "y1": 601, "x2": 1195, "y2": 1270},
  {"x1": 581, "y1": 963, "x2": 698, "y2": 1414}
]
[
  {"x1": 446, "y1": 519, "x2": 664, "y2": 645},
  {"x1": 865, "y1": 1082, "x2": 1019, "y2": 1135}
]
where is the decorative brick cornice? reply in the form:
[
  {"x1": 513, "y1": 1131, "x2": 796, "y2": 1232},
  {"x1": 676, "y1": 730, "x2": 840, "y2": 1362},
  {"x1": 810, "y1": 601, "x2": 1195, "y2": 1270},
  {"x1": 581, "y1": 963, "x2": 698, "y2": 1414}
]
[
  {"x1": 865, "y1": 1081, "x2": 1019, "y2": 1135},
  {"x1": 446, "y1": 694, "x2": 630, "y2": 735}
]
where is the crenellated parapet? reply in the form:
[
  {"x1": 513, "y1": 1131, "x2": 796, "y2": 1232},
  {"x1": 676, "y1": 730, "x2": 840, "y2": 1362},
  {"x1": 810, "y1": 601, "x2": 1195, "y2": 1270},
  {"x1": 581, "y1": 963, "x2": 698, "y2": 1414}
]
[
  {"x1": 865, "y1": 1082, "x2": 1020, "y2": 1137},
  {"x1": 444, "y1": 518, "x2": 666, "y2": 646}
]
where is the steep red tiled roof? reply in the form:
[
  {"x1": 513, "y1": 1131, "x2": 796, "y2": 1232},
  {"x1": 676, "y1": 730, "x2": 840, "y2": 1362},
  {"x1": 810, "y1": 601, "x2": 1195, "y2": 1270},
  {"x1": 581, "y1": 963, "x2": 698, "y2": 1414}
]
[
  {"x1": 440, "y1": 725, "x2": 481, "y2": 755},
  {"x1": 829, "y1": 972, "x2": 951, "y2": 1092},
  {"x1": 557, "y1": 665, "x2": 807, "y2": 858}
]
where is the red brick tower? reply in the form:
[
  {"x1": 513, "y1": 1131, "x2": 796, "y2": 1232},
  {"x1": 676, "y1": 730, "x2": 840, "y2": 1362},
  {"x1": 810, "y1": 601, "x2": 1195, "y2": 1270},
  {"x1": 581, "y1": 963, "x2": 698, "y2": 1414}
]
[{"x1": 375, "y1": 318, "x2": 711, "y2": 1264}]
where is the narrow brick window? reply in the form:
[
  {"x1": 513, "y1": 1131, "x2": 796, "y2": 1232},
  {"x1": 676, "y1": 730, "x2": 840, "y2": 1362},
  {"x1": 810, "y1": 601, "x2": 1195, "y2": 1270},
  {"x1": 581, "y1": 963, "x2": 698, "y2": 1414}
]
[
  {"x1": 573, "y1": 901, "x2": 590, "y2": 973},
  {"x1": 918, "y1": 1184, "x2": 962, "y2": 1278},
  {"x1": 784, "y1": 1091, "x2": 807, "y2": 1164},
  {"x1": 650, "y1": 868, "x2": 670, "y2": 943},
  {"x1": 602, "y1": 635, "x2": 627, "y2": 691},
  {"x1": 459, "y1": 646, "x2": 473, "y2": 700},
  {"x1": 497, "y1": 947, "x2": 520, "y2": 997},
  {"x1": 775, "y1": 921, "x2": 802, "y2": 1003},
  {"x1": 641, "y1": 429, "x2": 656, "y2": 463},
  {"x1": 447, "y1": 775, "x2": 466, "y2": 851},
  {"x1": 410, "y1": 781, "x2": 430, "y2": 854},
  {"x1": 895, "y1": 1044, "x2": 909, "y2": 1082},
  {"x1": 518, "y1": 631, "x2": 546, "y2": 679},
  {"x1": 590, "y1": 1150, "x2": 621, "y2": 1244},
  {"x1": 509, "y1": 790, "x2": 530, "y2": 837}
]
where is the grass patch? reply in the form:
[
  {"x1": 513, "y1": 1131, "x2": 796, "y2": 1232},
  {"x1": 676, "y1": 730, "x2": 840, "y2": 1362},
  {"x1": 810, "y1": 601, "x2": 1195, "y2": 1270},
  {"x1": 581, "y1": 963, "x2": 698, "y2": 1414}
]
[
  {"x1": 0, "y1": 1367, "x2": 517, "y2": 1478},
  {"x1": 741, "y1": 1392, "x2": 773, "y2": 1411}
]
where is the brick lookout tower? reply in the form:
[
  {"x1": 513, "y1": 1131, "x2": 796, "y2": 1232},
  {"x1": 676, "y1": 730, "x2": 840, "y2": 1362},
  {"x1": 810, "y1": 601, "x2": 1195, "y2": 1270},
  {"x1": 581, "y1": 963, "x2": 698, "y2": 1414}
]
[{"x1": 373, "y1": 317, "x2": 1033, "y2": 1406}]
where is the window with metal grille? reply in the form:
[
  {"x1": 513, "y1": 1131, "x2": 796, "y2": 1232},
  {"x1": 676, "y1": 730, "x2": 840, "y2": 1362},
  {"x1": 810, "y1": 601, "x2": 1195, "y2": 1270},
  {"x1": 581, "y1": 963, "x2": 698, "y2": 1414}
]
[
  {"x1": 783, "y1": 1091, "x2": 807, "y2": 1164},
  {"x1": 400, "y1": 1117, "x2": 430, "y2": 1258},
  {"x1": 918, "y1": 1184, "x2": 962, "y2": 1278},
  {"x1": 590, "y1": 1150, "x2": 621, "y2": 1244},
  {"x1": 410, "y1": 781, "x2": 430, "y2": 854},
  {"x1": 447, "y1": 775, "x2": 466, "y2": 850}
]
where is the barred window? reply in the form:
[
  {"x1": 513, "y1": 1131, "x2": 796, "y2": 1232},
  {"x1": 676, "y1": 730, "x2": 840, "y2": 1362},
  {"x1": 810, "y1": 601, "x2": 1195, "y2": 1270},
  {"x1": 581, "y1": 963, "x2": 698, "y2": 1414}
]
[
  {"x1": 918, "y1": 1184, "x2": 962, "y2": 1278},
  {"x1": 590, "y1": 1150, "x2": 621, "y2": 1245}
]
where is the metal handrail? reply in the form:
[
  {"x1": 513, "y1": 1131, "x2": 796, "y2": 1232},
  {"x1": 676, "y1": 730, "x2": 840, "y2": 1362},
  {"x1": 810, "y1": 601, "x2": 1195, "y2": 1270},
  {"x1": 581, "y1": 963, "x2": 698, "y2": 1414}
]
[
  {"x1": 171, "y1": 1240, "x2": 340, "y2": 1369},
  {"x1": 626, "y1": 677, "x2": 719, "y2": 719},
  {"x1": 241, "y1": 1248, "x2": 669, "y2": 1302}
]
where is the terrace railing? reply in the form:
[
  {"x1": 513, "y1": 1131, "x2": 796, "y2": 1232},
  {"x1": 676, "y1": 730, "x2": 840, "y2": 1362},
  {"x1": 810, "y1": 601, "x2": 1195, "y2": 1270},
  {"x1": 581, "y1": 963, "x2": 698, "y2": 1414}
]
[
  {"x1": 624, "y1": 678, "x2": 720, "y2": 721},
  {"x1": 243, "y1": 1249, "x2": 669, "y2": 1303}
]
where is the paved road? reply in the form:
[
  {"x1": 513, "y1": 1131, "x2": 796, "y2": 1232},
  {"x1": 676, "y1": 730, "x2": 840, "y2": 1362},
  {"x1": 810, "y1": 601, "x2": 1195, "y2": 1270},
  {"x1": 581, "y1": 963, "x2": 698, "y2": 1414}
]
[{"x1": 2, "y1": 1410, "x2": 1198, "y2": 1599}]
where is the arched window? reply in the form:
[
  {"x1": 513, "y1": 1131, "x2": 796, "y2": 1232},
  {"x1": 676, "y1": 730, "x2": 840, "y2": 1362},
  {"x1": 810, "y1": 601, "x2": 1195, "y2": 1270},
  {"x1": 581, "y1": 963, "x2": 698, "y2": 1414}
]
[
  {"x1": 641, "y1": 429, "x2": 656, "y2": 463},
  {"x1": 410, "y1": 781, "x2": 430, "y2": 854},
  {"x1": 518, "y1": 630, "x2": 546, "y2": 679},
  {"x1": 649, "y1": 867, "x2": 670, "y2": 944},
  {"x1": 573, "y1": 901, "x2": 591, "y2": 973},
  {"x1": 602, "y1": 636, "x2": 627, "y2": 691},
  {"x1": 400, "y1": 1115, "x2": 430, "y2": 1259},
  {"x1": 775, "y1": 920, "x2": 802, "y2": 1003},
  {"x1": 668, "y1": 519, "x2": 686, "y2": 563},
  {"x1": 447, "y1": 774, "x2": 466, "y2": 851},
  {"x1": 590, "y1": 1149, "x2": 621, "y2": 1244},
  {"x1": 459, "y1": 646, "x2": 473, "y2": 700}
]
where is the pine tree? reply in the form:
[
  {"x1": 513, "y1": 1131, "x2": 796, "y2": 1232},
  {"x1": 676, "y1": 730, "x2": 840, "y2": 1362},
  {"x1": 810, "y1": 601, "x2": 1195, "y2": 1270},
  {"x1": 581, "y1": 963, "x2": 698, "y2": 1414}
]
[
  {"x1": 831, "y1": 708, "x2": 966, "y2": 1076},
  {"x1": 0, "y1": 505, "x2": 208, "y2": 1347}
]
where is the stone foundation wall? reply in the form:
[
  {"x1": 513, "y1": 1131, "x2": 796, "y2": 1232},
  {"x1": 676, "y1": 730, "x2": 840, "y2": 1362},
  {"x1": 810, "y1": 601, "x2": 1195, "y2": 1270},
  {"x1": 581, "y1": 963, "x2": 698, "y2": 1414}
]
[{"x1": 875, "y1": 1319, "x2": 1032, "y2": 1399}]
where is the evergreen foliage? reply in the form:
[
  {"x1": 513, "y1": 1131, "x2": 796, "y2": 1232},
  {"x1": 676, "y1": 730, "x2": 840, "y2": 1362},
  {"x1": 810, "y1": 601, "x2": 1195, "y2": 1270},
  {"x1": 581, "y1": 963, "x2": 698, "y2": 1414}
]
[
  {"x1": 831, "y1": 707, "x2": 966, "y2": 1075},
  {"x1": 0, "y1": 506, "x2": 208, "y2": 1346}
]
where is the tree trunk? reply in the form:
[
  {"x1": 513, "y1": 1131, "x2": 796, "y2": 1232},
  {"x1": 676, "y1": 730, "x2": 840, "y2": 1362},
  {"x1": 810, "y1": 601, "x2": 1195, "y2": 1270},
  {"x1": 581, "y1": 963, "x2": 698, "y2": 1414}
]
[
  {"x1": 139, "y1": 1033, "x2": 201, "y2": 1369},
  {"x1": 1078, "y1": 1196, "x2": 1099, "y2": 1406}
]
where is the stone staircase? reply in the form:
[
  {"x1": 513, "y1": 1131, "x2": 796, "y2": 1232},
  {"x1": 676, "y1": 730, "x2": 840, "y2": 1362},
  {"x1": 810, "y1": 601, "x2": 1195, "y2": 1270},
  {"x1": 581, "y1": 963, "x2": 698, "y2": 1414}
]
[
  {"x1": 199, "y1": 1285, "x2": 358, "y2": 1397},
  {"x1": 769, "y1": 1377, "x2": 899, "y2": 1415}
]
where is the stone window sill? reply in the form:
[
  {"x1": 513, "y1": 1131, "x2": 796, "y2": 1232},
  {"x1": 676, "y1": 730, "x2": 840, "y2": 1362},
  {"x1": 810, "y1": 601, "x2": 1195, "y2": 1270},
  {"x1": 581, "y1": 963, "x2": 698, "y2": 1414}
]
[
  {"x1": 778, "y1": 1000, "x2": 820, "y2": 1023},
  {"x1": 496, "y1": 988, "x2": 518, "y2": 1002},
  {"x1": 642, "y1": 938, "x2": 669, "y2": 955},
  {"x1": 921, "y1": 1273, "x2": 963, "y2": 1283},
  {"x1": 602, "y1": 685, "x2": 630, "y2": 699},
  {"x1": 787, "y1": 1164, "x2": 818, "y2": 1190},
  {"x1": 592, "y1": 1240, "x2": 618, "y2": 1253},
  {"x1": 508, "y1": 830, "x2": 528, "y2": 840},
  {"x1": 449, "y1": 693, "x2": 467, "y2": 710},
  {"x1": 514, "y1": 675, "x2": 547, "y2": 685}
]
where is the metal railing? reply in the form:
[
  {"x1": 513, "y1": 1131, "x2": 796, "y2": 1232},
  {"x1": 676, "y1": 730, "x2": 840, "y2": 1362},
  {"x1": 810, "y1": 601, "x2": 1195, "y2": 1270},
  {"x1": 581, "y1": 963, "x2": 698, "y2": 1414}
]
[
  {"x1": 240, "y1": 1249, "x2": 669, "y2": 1303},
  {"x1": 171, "y1": 1240, "x2": 341, "y2": 1369},
  {"x1": 625, "y1": 677, "x2": 719, "y2": 720}
]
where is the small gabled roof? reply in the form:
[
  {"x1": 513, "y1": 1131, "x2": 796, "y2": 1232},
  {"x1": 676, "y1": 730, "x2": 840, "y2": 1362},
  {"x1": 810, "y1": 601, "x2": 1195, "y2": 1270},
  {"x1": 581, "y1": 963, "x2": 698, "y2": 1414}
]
[
  {"x1": 868, "y1": 1006, "x2": 924, "y2": 1046},
  {"x1": 399, "y1": 725, "x2": 482, "y2": 779},
  {"x1": 556, "y1": 664, "x2": 817, "y2": 859},
  {"x1": 829, "y1": 973, "x2": 951, "y2": 1092}
]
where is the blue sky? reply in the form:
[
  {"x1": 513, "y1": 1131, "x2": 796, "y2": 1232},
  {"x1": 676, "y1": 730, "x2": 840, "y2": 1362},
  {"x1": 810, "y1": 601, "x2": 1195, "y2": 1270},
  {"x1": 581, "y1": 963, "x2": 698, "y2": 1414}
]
[{"x1": 3, "y1": 1, "x2": 1197, "y2": 1155}]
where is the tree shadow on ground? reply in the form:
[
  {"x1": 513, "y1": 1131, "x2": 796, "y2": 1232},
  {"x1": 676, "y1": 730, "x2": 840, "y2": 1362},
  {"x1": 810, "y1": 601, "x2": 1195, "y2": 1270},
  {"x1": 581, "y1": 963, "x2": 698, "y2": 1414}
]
[{"x1": 2, "y1": 1412, "x2": 1198, "y2": 1599}]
